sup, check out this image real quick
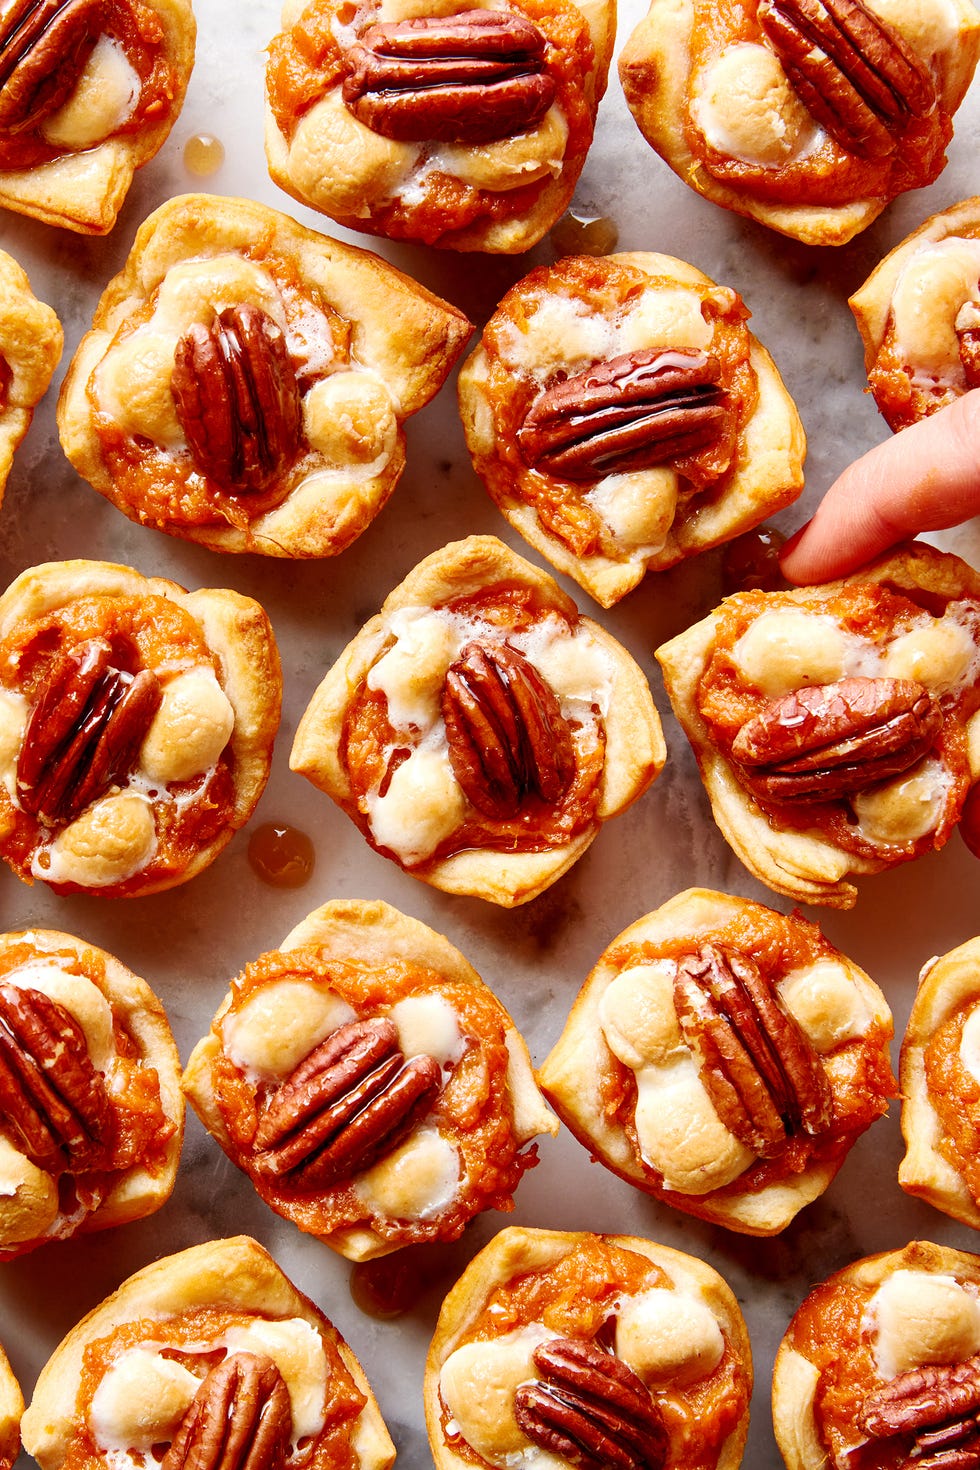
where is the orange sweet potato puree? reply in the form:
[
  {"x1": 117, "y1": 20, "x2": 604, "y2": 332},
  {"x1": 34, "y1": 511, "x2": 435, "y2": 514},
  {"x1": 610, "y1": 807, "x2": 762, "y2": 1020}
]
[
  {"x1": 211, "y1": 946, "x2": 538, "y2": 1247},
  {"x1": 924, "y1": 1005, "x2": 980, "y2": 1201}
]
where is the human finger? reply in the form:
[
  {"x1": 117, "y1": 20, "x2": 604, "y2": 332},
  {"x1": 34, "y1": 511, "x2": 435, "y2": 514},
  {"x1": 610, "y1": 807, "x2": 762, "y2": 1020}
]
[{"x1": 779, "y1": 389, "x2": 980, "y2": 584}]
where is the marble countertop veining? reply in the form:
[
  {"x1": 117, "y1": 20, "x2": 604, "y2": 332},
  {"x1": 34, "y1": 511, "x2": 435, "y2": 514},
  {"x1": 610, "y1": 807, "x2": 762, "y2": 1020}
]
[{"x1": 2, "y1": 1, "x2": 980, "y2": 1466}]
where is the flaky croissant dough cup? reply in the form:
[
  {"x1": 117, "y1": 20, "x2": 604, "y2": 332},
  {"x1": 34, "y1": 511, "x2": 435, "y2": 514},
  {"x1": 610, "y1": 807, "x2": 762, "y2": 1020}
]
[
  {"x1": 538, "y1": 887, "x2": 893, "y2": 1235},
  {"x1": 265, "y1": 0, "x2": 615, "y2": 253},
  {"x1": 423, "y1": 1226, "x2": 752, "y2": 1470},
  {"x1": 57, "y1": 194, "x2": 471, "y2": 556},
  {"x1": 619, "y1": 0, "x2": 980, "y2": 246},
  {"x1": 899, "y1": 936, "x2": 980, "y2": 1229},
  {"x1": 0, "y1": 1343, "x2": 22, "y2": 1470},
  {"x1": 850, "y1": 196, "x2": 980, "y2": 430},
  {"x1": 182, "y1": 898, "x2": 557, "y2": 1261},
  {"x1": 772, "y1": 1240, "x2": 980, "y2": 1470},
  {"x1": 0, "y1": 560, "x2": 281, "y2": 896},
  {"x1": 458, "y1": 251, "x2": 805, "y2": 607},
  {"x1": 290, "y1": 535, "x2": 666, "y2": 906},
  {"x1": 0, "y1": 250, "x2": 62, "y2": 509},
  {"x1": 0, "y1": 928, "x2": 183, "y2": 1256},
  {"x1": 656, "y1": 541, "x2": 980, "y2": 908},
  {"x1": 0, "y1": 0, "x2": 195, "y2": 234},
  {"x1": 20, "y1": 1235, "x2": 395, "y2": 1470}
]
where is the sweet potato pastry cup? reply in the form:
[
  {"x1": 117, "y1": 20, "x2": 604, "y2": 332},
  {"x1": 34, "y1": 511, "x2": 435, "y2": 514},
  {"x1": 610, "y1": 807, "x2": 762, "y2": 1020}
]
[
  {"x1": 773, "y1": 1240, "x2": 980, "y2": 1470},
  {"x1": 458, "y1": 251, "x2": 805, "y2": 607},
  {"x1": 183, "y1": 898, "x2": 557, "y2": 1261},
  {"x1": 0, "y1": 926, "x2": 183, "y2": 1260},
  {"x1": 57, "y1": 193, "x2": 471, "y2": 556},
  {"x1": 657, "y1": 542, "x2": 980, "y2": 907},
  {"x1": 539, "y1": 887, "x2": 894, "y2": 1235},
  {"x1": 0, "y1": 1343, "x2": 22, "y2": 1470},
  {"x1": 0, "y1": 0, "x2": 195, "y2": 234},
  {"x1": 619, "y1": 0, "x2": 980, "y2": 246},
  {"x1": 0, "y1": 558, "x2": 281, "y2": 897},
  {"x1": 424, "y1": 1225, "x2": 752, "y2": 1470},
  {"x1": 0, "y1": 249, "x2": 62, "y2": 509},
  {"x1": 20, "y1": 1235, "x2": 396, "y2": 1470},
  {"x1": 291, "y1": 534, "x2": 666, "y2": 906},
  {"x1": 900, "y1": 935, "x2": 980, "y2": 1230},
  {"x1": 850, "y1": 196, "x2": 980, "y2": 431},
  {"x1": 264, "y1": 0, "x2": 615, "y2": 252}
]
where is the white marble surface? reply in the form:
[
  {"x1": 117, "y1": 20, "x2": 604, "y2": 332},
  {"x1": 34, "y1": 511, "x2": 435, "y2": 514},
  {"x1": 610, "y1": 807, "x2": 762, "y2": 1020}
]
[{"x1": 2, "y1": 2, "x2": 980, "y2": 1467}]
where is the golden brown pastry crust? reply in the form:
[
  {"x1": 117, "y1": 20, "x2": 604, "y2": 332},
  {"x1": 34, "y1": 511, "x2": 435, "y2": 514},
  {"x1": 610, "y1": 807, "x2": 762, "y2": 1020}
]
[
  {"x1": 0, "y1": 0, "x2": 195, "y2": 235},
  {"x1": 290, "y1": 534, "x2": 666, "y2": 906},
  {"x1": 424, "y1": 1225, "x2": 752, "y2": 1470},
  {"x1": 656, "y1": 541, "x2": 980, "y2": 908},
  {"x1": 458, "y1": 251, "x2": 805, "y2": 607},
  {"x1": 0, "y1": 1342, "x2": 23, "y2": 1470},
  {"x1": 20, "y1": 1235, "x2": 395, "y2": 1470},
  {"x1": 899, "y1": 936, "x2": 980, "y2": 1229},
  {"x1": 0, "y1": 926, "x2": 183, "y2": 1258},
  {"x1": 0, "y1": 249, "x2": 62, "y2": 508},
  {"x1": 773, "y1": 1240, "x2": 980, "y2": 1470},
  {"x1": 57, "y1": 193, "x2": 471, "y2": 556},
  {"x1": 538, "y1": 887, "x2": 894, "y2": 1234},
  {"x1": 0, "y1": 558, "x2": 281, "y2": 897},
  {"x1": 850, "y1": 197, "x2": 980, "y2": 430},
  {"x1": 182, "y1": 898, "x2": 557, "y2": 1261},
  {"x1": 619, "y1": 0, "x2": 980, "y2": 246},
  {"x1": 264, "y1": 0, "x2": 615, "y2": 253}
]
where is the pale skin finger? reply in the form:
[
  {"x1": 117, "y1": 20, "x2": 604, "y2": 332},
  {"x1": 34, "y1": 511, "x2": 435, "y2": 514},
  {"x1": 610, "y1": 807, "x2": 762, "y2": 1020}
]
[{"x1": 779, "y1": 389, "x2": 980, "y2": 584}]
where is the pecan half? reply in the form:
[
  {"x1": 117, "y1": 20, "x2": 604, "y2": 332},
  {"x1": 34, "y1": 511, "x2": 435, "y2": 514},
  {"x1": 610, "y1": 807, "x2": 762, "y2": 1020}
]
[
  {"x1": 757, "y1": 0, "x2": 937, "y2": 161},
  {"x1": 16, "y1": 638, "x2": 162, "y2": 826},
  {"x1": 517, "y1": 349, "x2": 730, "y2": 481},
  {"x1": 442, "y1": 640, "x2": 575, "y2": 821},
  {"x1": 729, "y1": 676, "x2": 943, "y2": 803},
  {"x1": 161, "y1": 1352, "x2": 292, "y2": 1470},
  {"x1": 514, "y1": 1337, "x2": 668, "y2": 1470},
  {"x1": 252, "y1": 1016, "x2": 442, "y2": 1188},
  {"x1": 858, "y1": 1352, "x2": 980, "y2": 1470},
  {"x1": 171, "y1": 304, "x2": 302, "y2": 494},
  {"x1": 673, "y1": 944, "x2": 833, "y2": 1158},
  {"x1": 341, "y1": 9, "x2": 555, "y2": 144},
  {"x1": 0, "y1": 0, "x2": 105, "y2": 135},
  {"x1": 0, "y1": 984, "x2": 109, "y2": 1174}
]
